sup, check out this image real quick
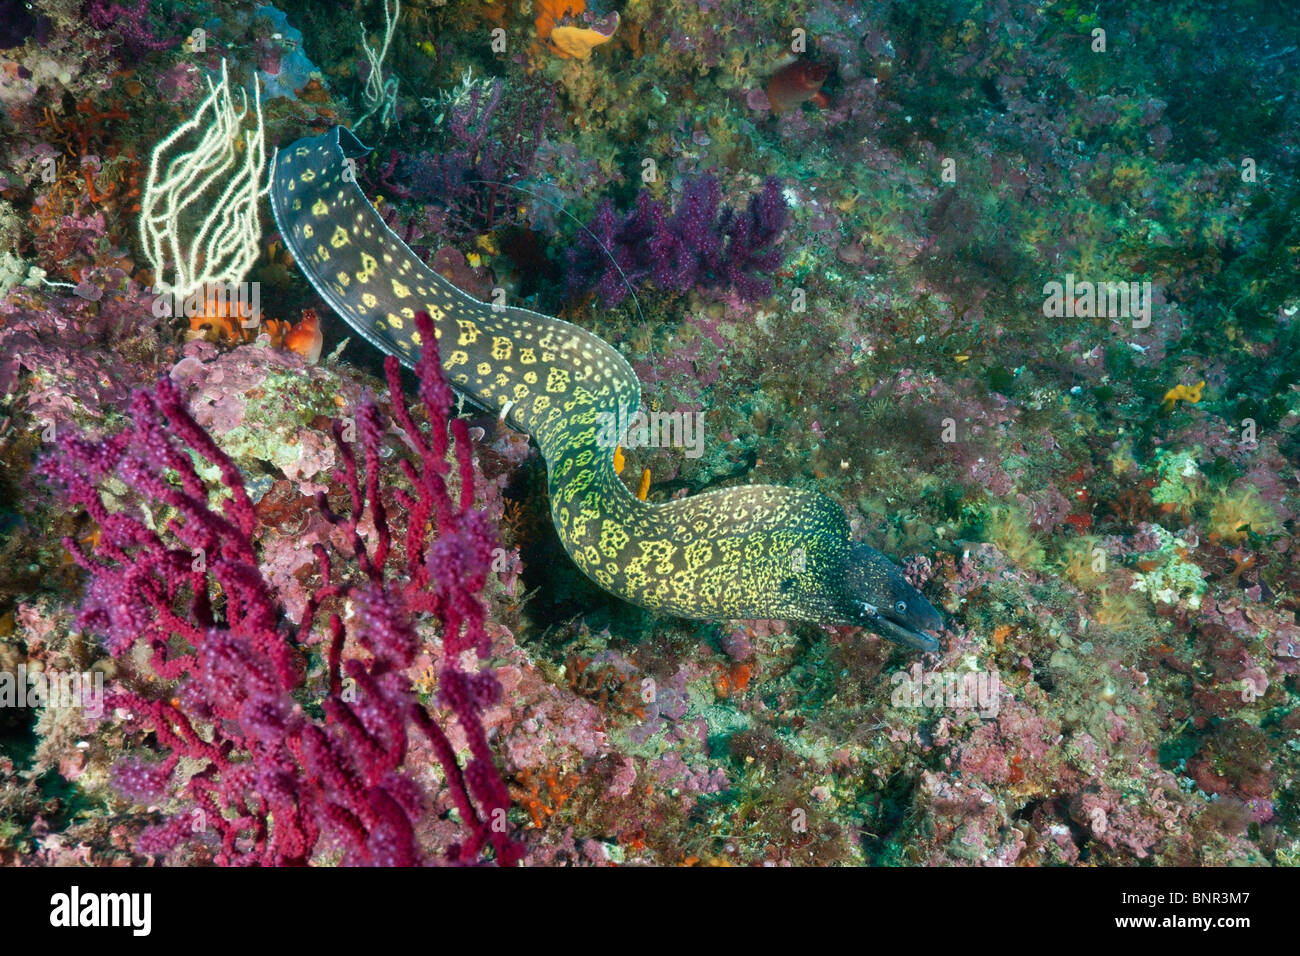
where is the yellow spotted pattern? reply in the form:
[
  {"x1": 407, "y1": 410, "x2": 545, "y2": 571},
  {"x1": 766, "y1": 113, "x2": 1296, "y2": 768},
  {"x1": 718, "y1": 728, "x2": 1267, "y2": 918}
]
[{"x1": 268, "y1": 127, "x2": 860, "y2": 623}]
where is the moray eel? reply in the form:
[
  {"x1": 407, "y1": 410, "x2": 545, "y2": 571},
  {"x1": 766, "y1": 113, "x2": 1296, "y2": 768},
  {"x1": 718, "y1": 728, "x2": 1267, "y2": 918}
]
[{"x1": 268, "y1": 128, "x2": 943, "y2": 652}]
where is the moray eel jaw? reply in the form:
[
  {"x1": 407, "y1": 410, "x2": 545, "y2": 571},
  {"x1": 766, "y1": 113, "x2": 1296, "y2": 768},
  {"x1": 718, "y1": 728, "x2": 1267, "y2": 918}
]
[
  {"x1": 853, "y1": 602, "x2": 942, "y2": 653},
  {"x1": 835, "y1": 543, "x2": 944, "y2": 652}
]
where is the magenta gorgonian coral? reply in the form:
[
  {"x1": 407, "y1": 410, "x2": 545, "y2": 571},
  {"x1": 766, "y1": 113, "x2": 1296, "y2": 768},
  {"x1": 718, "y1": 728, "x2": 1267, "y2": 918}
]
[{"x1": 43, "y1": 312, "x2": 523, "y2": 866}]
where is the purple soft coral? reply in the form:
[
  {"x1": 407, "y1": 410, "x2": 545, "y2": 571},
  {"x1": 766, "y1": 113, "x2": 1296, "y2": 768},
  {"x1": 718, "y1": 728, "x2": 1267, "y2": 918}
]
[
  {"x1": 566, "y1": 175, "x2": 788, "y2": 307},
  {"x1": 394, "y1": 78, "x2": 555, "y2": 241}
]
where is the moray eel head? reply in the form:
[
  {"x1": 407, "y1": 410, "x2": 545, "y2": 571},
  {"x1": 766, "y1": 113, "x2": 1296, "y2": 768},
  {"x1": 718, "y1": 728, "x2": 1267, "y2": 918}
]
[{"x1": 834, "y1": 542, "x2": 944, "y2": 653}]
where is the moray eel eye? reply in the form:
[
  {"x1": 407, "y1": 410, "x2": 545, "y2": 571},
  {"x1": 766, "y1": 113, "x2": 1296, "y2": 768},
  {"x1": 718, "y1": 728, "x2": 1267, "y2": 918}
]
[{"x1": 894, "y1": 600, "x2": 908, "y2": 615}]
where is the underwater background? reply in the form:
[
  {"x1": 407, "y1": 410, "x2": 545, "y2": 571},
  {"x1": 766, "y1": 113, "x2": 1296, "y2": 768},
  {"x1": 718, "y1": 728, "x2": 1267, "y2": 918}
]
[{"x1": 0, "y1": 0, "x2": 1297, "y2": 866}]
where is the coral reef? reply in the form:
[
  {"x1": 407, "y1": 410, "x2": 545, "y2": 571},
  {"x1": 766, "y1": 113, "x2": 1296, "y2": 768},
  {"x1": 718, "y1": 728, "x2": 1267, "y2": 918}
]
[{"x1": 0, "y1": 0, "x2": 1296, "y2": 871}]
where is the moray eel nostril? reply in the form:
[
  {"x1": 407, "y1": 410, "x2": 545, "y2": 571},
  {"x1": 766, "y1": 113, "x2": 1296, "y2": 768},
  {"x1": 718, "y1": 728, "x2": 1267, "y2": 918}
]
[{"x1": 268, "y1": 126, "x2": 943, "y2": 653}]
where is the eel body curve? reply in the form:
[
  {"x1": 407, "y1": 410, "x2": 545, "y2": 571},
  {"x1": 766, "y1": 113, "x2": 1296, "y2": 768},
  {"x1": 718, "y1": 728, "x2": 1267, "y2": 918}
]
[{"x1": 269, "y1": 127, "x2": 942, "y2": 652}]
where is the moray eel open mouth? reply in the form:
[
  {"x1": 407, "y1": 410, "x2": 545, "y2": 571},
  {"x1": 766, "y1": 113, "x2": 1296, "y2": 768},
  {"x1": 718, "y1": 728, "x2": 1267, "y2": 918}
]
[
  {"x1": 268, "y1": 126, "x2": 944, "y2": 655},
  {"x1": 861, "y1": 610, "x2": 943, "y2": 653}
]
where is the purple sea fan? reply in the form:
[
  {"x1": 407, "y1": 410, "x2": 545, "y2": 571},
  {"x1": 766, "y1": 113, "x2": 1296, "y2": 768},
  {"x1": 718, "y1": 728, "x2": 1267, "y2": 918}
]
[
  {"x1": 715, "y1": 176, "x2": 789, "y2": 300},
  {"x1": 566, "y1": 174, "x2": 788, "y2": 307},
  {"x1": 395, "y1": 77, "x2": 555, "y2": 241},
  {"x1": 42, "y1": 313, "x2": 523, "y2": 866},
  {"x1": 110, "y1": 755, "x2": 177, "y2": 804}
]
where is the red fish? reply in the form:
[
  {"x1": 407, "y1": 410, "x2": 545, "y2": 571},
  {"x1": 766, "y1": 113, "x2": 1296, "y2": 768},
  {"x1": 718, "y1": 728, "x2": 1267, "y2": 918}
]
[
  {"x1": 284, "y1": 308, "x2": 323, "y2": 364},
  {"x1": 766, "y1": 61, "x2": 831, "y2": 115}
]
